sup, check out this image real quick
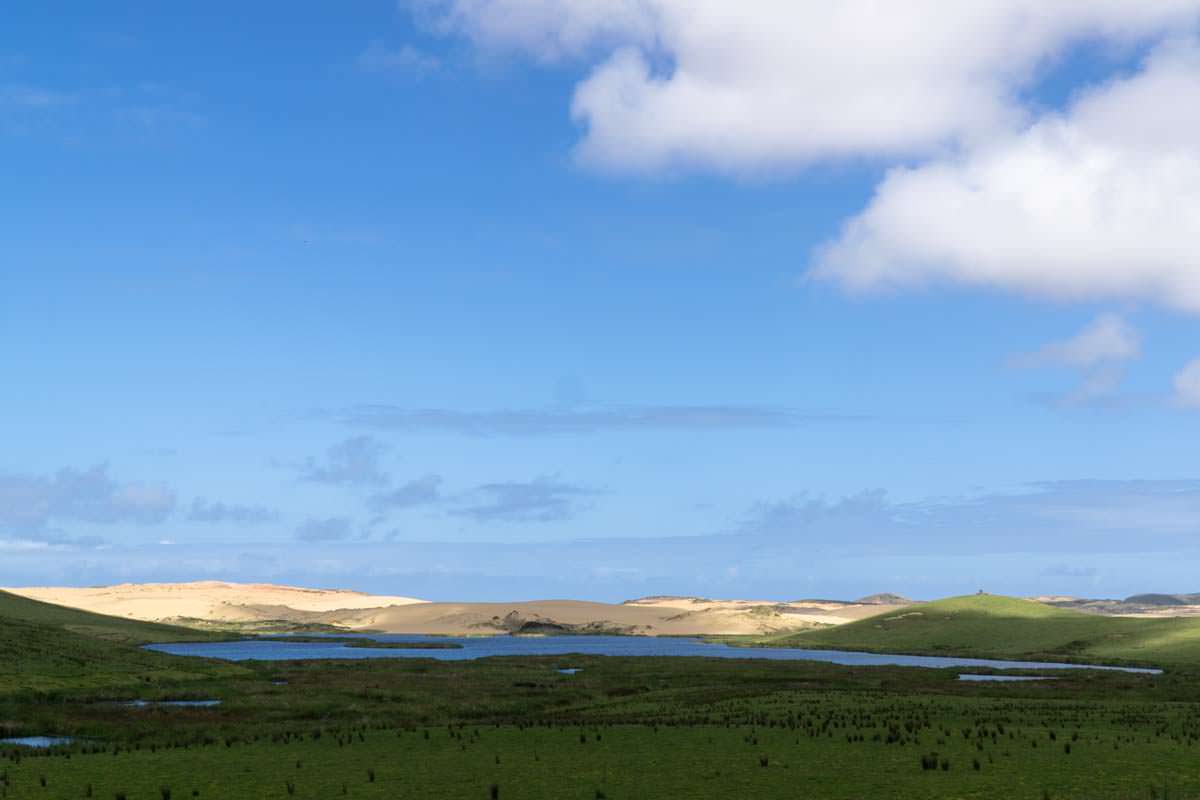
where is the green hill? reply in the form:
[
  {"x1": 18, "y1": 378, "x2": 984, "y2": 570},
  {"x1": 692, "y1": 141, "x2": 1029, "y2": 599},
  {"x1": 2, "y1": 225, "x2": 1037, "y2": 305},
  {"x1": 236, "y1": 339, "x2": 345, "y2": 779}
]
[
  {"x1": 766, "y1": 593, "x2": 1200, "y2": 668},
  {"x1": 0, "y1": 590, "x2": 241, "y2": 693}
]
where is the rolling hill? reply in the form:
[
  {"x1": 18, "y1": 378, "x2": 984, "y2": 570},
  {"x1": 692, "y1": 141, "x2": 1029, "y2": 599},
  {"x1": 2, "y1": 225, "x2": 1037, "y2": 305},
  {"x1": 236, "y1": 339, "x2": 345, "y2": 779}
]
[
  {"x1": 767, "y1": 593, "x2": 1200, "y2": 668},
  {"x1": 0, "y1": 590, "x2": 242, "y2": 693}
]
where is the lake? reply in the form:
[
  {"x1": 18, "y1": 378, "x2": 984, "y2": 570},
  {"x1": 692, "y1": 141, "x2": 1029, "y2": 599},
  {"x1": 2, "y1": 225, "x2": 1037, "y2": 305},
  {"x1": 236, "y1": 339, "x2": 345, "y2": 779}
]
[{"x1": 147, "y1": 634, "x2": 1161, "y2": 674}]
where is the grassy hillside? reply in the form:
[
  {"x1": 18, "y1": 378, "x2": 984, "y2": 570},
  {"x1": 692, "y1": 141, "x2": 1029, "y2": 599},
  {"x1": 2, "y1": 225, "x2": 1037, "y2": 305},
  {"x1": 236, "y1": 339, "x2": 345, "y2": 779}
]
[
  {"x1": 0, "y1": 590, "x2": 242, "y2": 693},
  {"x1": 766, "y1": 593, "x2": 1200, "y2": 668},
  {"x1": 0, "y1": 589, "x2": 228, "y2": 644}
]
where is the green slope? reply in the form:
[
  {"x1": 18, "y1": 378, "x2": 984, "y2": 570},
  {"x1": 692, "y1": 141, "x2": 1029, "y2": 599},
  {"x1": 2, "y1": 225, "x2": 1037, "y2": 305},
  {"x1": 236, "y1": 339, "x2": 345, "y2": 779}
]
[
  {"x1": 767, "y1": 594, "x2": 1200, "y2": 668},
  {"x1": 0, "y1": 590, "x2": 242, "y2": 693},
  {"x1": 0, "y1": 589, "x2": 227, "y2": 644}
]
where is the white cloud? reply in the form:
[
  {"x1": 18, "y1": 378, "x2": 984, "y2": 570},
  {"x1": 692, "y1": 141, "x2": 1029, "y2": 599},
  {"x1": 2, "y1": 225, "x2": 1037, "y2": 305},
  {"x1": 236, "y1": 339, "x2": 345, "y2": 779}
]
[
  {"x1": 813, "y1": 38, "x2": 1200, "y2": 311},
  {"x1": 1174, "y1": 359, "x2": 1200, "y2": 407},
  {"x1": 414, "y1": 0, "x2": 1199, "y2": 172},
  {"x1": 1015, "y1": 314, "x2": 1140, "y2": 368}
]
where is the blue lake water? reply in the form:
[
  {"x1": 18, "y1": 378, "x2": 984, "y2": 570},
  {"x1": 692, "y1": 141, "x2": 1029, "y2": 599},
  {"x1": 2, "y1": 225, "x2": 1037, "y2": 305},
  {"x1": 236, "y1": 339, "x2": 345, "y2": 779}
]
[
  {"x1": 123, "y1": 700, "x2": 221, "y2": 708},
  {"x1": 1, "y1": 737, "x2": 74, "y2": 748},
  {"x1": 958, "y1": 674, "x2": 1056, "y2": 682},
  {"x1": 147, "y1": 634, "x2": 1161, "y2": 674}
]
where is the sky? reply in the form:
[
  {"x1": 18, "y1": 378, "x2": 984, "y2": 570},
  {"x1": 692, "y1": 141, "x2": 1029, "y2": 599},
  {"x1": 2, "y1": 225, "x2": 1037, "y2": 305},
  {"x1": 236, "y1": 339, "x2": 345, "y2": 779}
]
[{"x1": 4, "y1": 1, "x2": 1200, "y2": 602}]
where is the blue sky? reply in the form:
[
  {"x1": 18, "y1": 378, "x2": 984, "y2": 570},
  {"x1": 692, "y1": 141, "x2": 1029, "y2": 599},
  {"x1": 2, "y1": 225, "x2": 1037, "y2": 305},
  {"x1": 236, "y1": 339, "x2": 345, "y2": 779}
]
[{"x1": 5, "y1": 2, "x2": 1200, "y2": 601}]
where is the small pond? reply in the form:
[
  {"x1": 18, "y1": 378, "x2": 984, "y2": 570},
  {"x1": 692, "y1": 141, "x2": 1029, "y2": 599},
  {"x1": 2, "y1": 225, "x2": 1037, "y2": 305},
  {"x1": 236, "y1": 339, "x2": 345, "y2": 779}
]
[
  {"x1": 123, "y1": 700, "x2": 221, "y2": 708},
  {"x1": 1, "y1": 737, "x2": 74, "y2": 748},
  {"x1": 958, "y1": 674, "x2": 1056, "y2": 682}
]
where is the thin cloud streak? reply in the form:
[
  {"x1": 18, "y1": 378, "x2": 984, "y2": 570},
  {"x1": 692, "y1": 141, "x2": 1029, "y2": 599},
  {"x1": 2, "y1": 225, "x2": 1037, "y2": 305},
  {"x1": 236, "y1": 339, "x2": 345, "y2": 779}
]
[{"x1": 340, "y1": 404, "x2": 864, "y2": 436}]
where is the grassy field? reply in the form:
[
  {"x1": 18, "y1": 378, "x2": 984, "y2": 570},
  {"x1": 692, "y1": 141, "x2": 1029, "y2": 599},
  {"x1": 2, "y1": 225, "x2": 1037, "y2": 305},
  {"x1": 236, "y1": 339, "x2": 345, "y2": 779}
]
[
  {"x1": 4, "y1": 592, "x2": 1200, "y2": 798},
  {"x1": 3, "y1": 654, "x2": 1200, "y2": 799},
  {"x1": 767, "y1": 594, "x2": 1200, "y2": 668}
]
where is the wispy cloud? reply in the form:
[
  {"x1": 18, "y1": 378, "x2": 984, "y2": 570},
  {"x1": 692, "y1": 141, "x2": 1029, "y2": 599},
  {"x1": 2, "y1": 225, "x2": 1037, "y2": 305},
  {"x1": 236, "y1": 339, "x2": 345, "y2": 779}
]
[
  {"x1": 450, "y1": 477, "x2": 595, "y2": 523},
  {"x1": 1173, "y1": 359, "x2": 1200, "y2": 408},
  {"x1": 369, "y1": 475, "x2": 443, "y2": 511},
  {"x1": 187, "y1": 498, "x2": 280, "y2": 525},
  {"x1": 299, "y1": 436, "x2": 389, "y2": 487},
  {"x1": 341, "y1": 404, "x2": 854, "y2": 436},
  {"x1": 294, "y1": 516, "x2": 352, "y2": 542},
  {"x1": 357, "y1": 41, "x2": 440, "y2": 75},
  {"x1": 1041, "y1": 563, "x2": 1098, "y2": 579},
  {"x1": 0, "y1": 85, "x2": 74, "y2": 107},
  {"x1": 0, "y1": 465, "x2": 175, "y2": 531},
  {"x1": 1011, "y1": 314, "x2": 1141, "y2": 406},
  {"x1": 738, "y1": 480, "x2": 1200, "y2": 553},
  {"x1": 1013, "y1": 314, "x2": 1141, "y2": 369}
]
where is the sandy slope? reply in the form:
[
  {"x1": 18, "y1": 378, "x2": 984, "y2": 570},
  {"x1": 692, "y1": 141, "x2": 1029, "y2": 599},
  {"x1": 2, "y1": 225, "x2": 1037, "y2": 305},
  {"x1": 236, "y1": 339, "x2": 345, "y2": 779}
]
[
  {"x1": 3, "y1": 581, "x2": 426, "y2": 625},
  {"x1": 1, "y1": 583, "x2": 905, "y2": 636}
]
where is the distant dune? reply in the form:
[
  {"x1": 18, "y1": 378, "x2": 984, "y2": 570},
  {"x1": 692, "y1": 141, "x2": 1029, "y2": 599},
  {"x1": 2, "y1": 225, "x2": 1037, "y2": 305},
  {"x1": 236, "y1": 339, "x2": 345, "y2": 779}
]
[
  {"x1": 348, "y1": 597, "x2": 903, "y2": 636},
  {"x1": 1034, "y1": 593, "x2": 1200, "y2": 618},
  {"x1": 0, "y1": 583, "x2": 905, "y2": 636}
]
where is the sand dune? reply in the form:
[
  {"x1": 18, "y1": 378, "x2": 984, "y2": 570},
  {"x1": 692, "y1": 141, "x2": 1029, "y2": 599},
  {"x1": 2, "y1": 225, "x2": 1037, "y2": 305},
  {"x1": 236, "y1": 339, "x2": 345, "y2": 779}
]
[
  {"x1": 3, "y1": 581, "x2": 426, "y2": 627},
  {"x1": 1, "y1": 582, "x2": 906, "y2": 636}
]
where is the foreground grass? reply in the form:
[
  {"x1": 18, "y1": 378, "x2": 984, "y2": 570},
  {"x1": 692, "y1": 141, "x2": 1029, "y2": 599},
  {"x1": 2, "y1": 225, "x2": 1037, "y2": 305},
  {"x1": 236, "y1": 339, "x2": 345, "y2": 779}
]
[
  {"x1": 6, "y1": 715, "x2": 1200, "y2": 800},
  {"x1": 3, "y1": 654, "x2": 1200, "y2": 799},
  {"x1": 767, "y1": 594, "x2": 1200, "y2": 667}
]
